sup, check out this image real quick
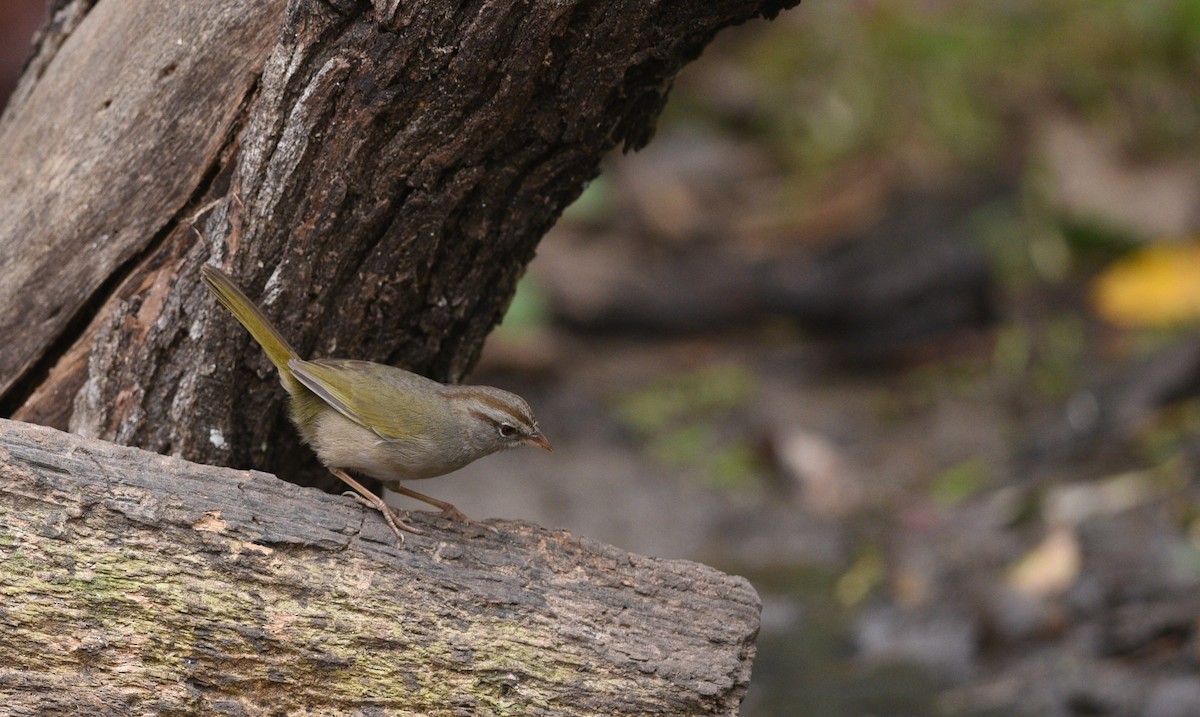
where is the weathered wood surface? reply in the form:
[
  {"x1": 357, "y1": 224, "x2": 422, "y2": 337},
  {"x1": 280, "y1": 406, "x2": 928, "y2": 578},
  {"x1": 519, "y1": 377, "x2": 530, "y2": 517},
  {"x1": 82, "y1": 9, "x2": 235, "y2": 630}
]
[
  {"x1": 0, "y1": 0, "x2": 799, "y2": 490},
  {"x1": 0, "y1": 418, "x2": 761, "y2": 715},
  {"x1": 0, "y1": 0, "x2": 287, "y2": 399}
]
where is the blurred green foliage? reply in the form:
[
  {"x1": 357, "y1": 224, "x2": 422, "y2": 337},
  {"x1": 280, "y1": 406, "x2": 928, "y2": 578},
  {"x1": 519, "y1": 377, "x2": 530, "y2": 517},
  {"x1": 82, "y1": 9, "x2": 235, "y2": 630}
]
[
  {"x1": 835, "y1": 543, "x2": 886, "y2": 606},
  {"x1": 678, "y1": 0, "x2": 1200, "y2": 179},
  {"x1": 929, "y1": 457, "x2": 990, "y2": 507},
  {"x1": 496, "y1": 276, "x2": 549, "y2": 333},
  {"x1": 559, "y1": 175, "x2": 615, "y2": 226},
  {"x1": 614, "y1": 363, "x2": 757, "y2": 433},
  {"x1": 612, "y1": 364, "x2": 768, "y2": 490},
  {"x1": 1030, "y1": 312, "x2": 1088, "y2": 398},
  {"x1": 1138, "y1": 397, "x2": 1200, "y2": 481},
  {"x1": 665, "y1": 0, "x2": 1200, "y2": 313}
]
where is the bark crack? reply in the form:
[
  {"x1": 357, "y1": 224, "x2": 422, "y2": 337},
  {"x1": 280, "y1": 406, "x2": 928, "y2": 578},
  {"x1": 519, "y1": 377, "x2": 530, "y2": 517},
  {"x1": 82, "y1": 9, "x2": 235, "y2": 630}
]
[{"x1": 0, "y1": 79, "x2": 261, "y2": 421}]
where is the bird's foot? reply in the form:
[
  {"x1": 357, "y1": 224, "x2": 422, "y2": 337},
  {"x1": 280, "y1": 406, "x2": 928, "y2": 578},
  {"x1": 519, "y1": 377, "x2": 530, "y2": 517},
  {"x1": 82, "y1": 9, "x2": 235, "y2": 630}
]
[
  {"x1": 417, "y1": 505, "x2": 500, "y2": 534},
  {"x1": 342, "y1": 491, "x2": 425, "y2": 539},
  {"x1": 330, "y1": 469, "x2": 425, "y2": 543}
]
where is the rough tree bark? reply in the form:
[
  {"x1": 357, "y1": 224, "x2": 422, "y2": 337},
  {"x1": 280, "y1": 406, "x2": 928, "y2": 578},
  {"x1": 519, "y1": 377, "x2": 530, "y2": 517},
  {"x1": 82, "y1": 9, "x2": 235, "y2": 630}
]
[
  {"x1": 0, "y1": 418, "x2": 761, "y2": 715},
  {"x1": 0, "y1": 0, "x2": 798, "y2": 487}
]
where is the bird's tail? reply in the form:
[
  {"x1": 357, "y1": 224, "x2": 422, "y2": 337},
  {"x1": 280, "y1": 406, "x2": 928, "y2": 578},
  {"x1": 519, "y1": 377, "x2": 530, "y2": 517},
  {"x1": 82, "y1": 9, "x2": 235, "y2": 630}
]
[{"x1": 201, "y1": 264, "x2": 298, "y2": 375}]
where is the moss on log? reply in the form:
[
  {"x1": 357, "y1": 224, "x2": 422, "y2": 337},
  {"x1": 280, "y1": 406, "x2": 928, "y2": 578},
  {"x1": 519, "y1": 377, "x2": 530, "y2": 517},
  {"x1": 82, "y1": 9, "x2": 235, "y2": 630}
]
[{"x1": 0, "y1": 418, "x2": 760, "y2": 715}]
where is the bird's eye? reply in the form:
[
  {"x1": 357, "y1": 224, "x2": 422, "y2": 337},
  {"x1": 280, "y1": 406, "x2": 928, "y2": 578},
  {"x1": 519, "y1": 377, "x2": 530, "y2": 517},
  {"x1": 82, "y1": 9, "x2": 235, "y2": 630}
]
[{"x1": 498, "y1": 423, "x2": 518, "y2": 438}]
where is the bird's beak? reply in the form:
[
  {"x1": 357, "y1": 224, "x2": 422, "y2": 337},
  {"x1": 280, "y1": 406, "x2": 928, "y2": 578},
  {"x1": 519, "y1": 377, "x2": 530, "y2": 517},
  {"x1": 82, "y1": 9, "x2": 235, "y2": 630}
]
[{"x1": 524, "y1": 432, "x2": 553, "y2": 452}]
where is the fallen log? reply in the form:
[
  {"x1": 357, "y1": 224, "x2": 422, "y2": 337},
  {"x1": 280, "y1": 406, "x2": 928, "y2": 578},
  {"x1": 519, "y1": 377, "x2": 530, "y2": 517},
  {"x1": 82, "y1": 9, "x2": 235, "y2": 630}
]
[{"x1": 0, "y1": 418, "x2": 760, "y2": 715}]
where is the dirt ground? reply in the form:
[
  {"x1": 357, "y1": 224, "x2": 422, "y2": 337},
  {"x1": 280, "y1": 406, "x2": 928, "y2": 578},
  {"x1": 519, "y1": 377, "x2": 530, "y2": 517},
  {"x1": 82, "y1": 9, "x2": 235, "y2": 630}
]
[{"x1": 444, "y1": 243, "x2": 1200, "y2": 717}]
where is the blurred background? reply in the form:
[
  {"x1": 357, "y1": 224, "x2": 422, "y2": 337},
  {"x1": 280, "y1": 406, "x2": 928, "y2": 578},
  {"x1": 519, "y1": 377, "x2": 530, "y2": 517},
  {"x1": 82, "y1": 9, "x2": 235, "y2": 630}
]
[{"x1": 7, "y1": 1, "x2": 1200, "y2": 715}]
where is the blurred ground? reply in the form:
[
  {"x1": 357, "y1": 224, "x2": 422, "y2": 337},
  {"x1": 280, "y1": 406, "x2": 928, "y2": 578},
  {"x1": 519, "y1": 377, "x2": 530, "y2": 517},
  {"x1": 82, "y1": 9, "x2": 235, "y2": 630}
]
[
  {"x1": 454, "y1": 2, "x2": 1200, "y2": 715},
  {"x1": 7, "y1": 1, "x2": 1200, "y2": 715}
]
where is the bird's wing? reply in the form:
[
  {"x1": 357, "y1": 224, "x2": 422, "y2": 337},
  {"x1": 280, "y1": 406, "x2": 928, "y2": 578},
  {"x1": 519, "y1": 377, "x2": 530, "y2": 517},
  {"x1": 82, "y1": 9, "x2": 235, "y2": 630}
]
[{"x1": 288, "y1": 358, "x2": 434, "y2": 439}]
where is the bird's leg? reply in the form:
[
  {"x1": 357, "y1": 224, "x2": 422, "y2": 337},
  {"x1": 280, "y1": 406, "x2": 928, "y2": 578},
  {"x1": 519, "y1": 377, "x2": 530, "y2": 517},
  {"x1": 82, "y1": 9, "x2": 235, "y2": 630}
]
[
  {"x1": 388, "y1": 484, "x2": 469, "y2": 520},
  {"x1": 330, "y1": 468, "x2": 423, "y2": 540},
  {"x1": 388, "y1": 484, "x2": 498, "y2": 534}
]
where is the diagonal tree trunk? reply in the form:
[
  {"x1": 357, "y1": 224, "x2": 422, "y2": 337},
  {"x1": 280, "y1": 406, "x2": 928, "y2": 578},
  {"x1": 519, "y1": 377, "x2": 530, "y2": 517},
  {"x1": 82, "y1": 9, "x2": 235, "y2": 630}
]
[{"x1": 0, "y1": 0, "x2": 797, "y2": 486}]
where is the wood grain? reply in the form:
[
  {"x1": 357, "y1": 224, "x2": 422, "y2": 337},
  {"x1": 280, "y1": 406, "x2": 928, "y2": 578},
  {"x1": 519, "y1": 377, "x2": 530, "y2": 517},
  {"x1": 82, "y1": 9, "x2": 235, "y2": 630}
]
[{"x1": 0, "y1": 0, "x2": 286, "y2": 396}]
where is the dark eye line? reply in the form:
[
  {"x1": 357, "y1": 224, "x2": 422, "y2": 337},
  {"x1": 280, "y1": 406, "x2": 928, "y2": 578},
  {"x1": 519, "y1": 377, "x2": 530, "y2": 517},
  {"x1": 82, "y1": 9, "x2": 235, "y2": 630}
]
[{"x1": 470, "y1": 409, "x2": 524, "y2": 438}]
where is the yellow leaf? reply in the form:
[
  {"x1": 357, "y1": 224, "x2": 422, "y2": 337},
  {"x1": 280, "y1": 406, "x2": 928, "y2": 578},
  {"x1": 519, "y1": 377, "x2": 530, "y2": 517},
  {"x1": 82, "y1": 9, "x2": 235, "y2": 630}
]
[
  {"x1": 1092, "y1": 243, "x2": 1200, "y2": 327},
  {"x1": 1007, "y1": 525, "x2": 1080, "y2": 599}
]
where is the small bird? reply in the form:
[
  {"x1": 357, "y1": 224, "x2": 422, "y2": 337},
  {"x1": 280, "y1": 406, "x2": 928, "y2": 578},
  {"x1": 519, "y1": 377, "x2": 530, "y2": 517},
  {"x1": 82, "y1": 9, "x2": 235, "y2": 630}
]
[{"x1": 201, "y1": 264, "x2": 551, "y2": 541}]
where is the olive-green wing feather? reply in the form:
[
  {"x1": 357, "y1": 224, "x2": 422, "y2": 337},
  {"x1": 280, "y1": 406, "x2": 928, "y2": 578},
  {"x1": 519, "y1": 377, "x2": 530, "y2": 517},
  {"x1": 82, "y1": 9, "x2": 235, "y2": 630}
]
[{"x1": 288, "y1": 358, "x2": 437, "y2": 439}]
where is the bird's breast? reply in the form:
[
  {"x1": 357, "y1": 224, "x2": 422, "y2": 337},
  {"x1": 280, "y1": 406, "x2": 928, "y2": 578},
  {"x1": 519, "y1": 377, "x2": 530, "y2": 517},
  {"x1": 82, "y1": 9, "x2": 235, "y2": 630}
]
[{"x1": 309, "y1": 407, "x2": 474, "y2": 482}]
